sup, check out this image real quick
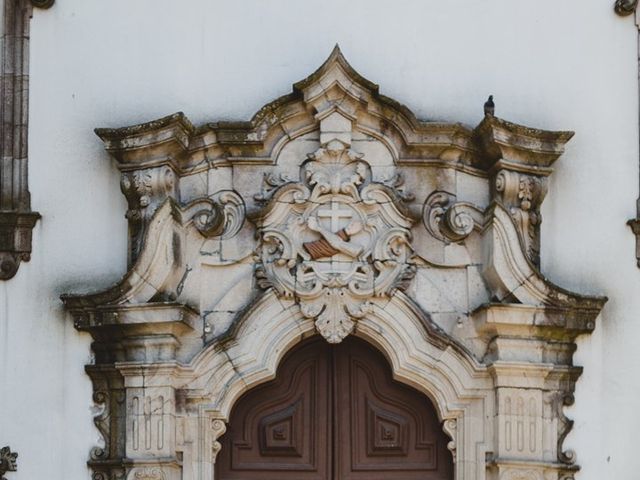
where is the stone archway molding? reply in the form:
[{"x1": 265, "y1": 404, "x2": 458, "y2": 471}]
[
  {"x1": 61, "y1": 46, "x2": 606, "y2": 480},
  {"x1": 179, "y1": 288, "x2": 492, "y2": 480}
]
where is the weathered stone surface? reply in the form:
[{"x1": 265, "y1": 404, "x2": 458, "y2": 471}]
[
  {"x1": 0, "y1": 0, "x2": 53, "y2": 280},
  {"x1": 62, "y1": 48, "x2": 606, "y2": 480}
]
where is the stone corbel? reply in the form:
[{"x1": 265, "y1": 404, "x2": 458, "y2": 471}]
[
  {"x1": 492, "y1": 169, "x2": 548, "y2": 266},
  {"x1": 473, "y1": 115, "x2": 573, "y2": 267},
  {"x1": 0, "y1": 0, "x2": 54, "y2": 279},
  {"x1": 119, "y1": 166, "x2": 179, "y2": 265},
  {"x1": 0, "y1": 447, "x2": 17, "y2": 480}
]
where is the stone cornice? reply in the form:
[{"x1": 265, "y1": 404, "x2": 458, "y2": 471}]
[{"x1": 94, "y1": 46, "x2": 573, "y2": 178}]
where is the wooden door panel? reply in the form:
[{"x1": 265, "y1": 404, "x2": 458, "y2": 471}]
[
  {"x1": 216, "y1": 339, "x2": 331, "y2": 480},
  {"x1": 335, "y1": 338, "x2": 453, "y2": 480},
  {"x1": 216, "y1": 336, "x2": 453, "y2": 480}
]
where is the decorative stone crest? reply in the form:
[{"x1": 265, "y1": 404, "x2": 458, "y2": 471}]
[{"x1": 255, "y1": 133, "x2": 415, "y2": 343}]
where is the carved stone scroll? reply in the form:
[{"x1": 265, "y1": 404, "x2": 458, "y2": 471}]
[{"x1": 423, "y1": 191, "x2": 481, "y2": 243}]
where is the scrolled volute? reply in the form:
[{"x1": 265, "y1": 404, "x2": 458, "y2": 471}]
[
  {"x1": 423, "y1": 191, "x2": 479, "y2": 243},
  {"x1": 190, "y1": 190, "x2": 245, "y2": 239}
]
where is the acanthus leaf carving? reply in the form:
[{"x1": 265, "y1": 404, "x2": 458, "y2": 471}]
[
  {"x1": 120, "y1": 166, "x2": 178, "y2": 265},
  {"x1": 492, "y1": 169, "x2": 547, "y2": 266},
  {"x1": 255, "y1": 139, "x2": 416, "y2": 343}
]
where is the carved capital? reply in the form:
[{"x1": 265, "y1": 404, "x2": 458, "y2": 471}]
[
  {"x1": 0, "y1": 446, "x2": 17, "y2": 480},
  {"x1": 492, "y1": 170, "x2": 548, "y2": 266}
]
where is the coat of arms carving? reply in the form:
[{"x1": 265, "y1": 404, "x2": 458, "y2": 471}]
[{"x1": 254, "y1": 135, "x2": 416, "y2": 343}]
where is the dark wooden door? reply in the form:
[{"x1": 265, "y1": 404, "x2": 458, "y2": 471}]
[{"x1": 216, "y1": 337, "x2": 453, "y2": 480}]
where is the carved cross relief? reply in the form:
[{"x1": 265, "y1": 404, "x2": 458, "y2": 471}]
[{"x1": 255, "y1": 118, "x2": 415, "y2": 343}]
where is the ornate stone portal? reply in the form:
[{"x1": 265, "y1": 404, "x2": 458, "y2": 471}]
[{"x1": 61, "y1": 47, "x2": 606, "y2": 480}]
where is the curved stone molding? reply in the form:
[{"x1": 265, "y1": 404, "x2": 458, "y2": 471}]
[
  {"x1": 481, "y1": 203, "x2": 607, "y2": 317},
  {"x1": 181, "y1": 289, "x2": 492, "y2": 479},
  {"x1": 63, "y1": 48, "x2": 605, "y2": 480}
]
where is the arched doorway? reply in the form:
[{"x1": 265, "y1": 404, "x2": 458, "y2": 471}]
[{"x1": 216, "y1": 336, "x2": 453, "y2": 480}]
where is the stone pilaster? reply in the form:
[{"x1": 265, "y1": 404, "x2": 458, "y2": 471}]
[
  {"x1": 474, "y1": 304, "x2": 590, "y2": 480},
  {"x1": 118, "y1": 364, "x2": 181, "y2": 480},
  {"x1": 0, "y1": 0, "x2": 54, "y2": 279}
]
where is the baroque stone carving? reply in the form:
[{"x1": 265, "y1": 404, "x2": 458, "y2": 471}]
[
  {"x1": 0, "y1": 447, "x2": 17, "y2": 480},
  {"x1": 0, "y1": 0, "x2": 54, "y2": 279},
  {"x1": 254, "y1": 138, "x2": 415, "y2": 343},
  {"x1": 492, "y1": 170, "x2": 547, "y2": 265},
  {"x1": 423, "y1": 191, "x2": 481, "y2": 243},
  {"x1": 62, "y1": 47, "x2": 606, "y2": 480}
]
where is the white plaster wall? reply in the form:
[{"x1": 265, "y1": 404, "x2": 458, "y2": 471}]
[{"x1": 0, "y1": 0, "x2": 636, "y2": 479}]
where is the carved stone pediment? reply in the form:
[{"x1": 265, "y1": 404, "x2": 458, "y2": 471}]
[{"x1": 62, "y1": 47, "x2": 605, "y2": 480}]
